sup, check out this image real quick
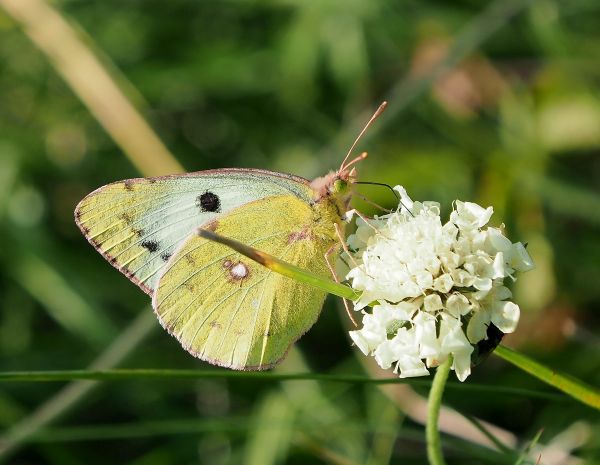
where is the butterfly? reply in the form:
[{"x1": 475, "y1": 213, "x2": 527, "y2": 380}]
[{"x1": 74, "y1": 102, "x2": 386, "y2": 370}]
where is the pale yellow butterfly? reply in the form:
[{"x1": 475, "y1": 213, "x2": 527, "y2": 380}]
[{"x1": 75, "y1": 102, "x2": 386, "y2": 370}]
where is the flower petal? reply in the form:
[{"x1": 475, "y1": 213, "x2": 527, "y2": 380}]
[
  {"x1": 487, "y1": 227, "x2": 512, "y2": 253},
  {"x1": 397, "y1": 356, "x2": 430, "y2": 378},
  {"x1": 414, "y1": 312, "x2": 440, "y2": 358},
  {"x1": 440, "y1": 316, "x2": 473, "y2": 354},
  {"x1": 451, "y1": 200, "x2": 494, "y2": 229},
  {"x1": 511, "y1": 242, "x2": 535, "y2": 272},
  {"x1": 466, "y1": 309, "x2": 490, "y2": 344},
  {"x1": 452, "y1": 350, "x2": 472, "y2": 382},
  {"x1": 349, "y1": 328, "x2": 384, "y2": 355},
  {"x1": 424, "y1": 294, "x2": 443, "y2": 312},
  {"x1": 446, "y1": 294, "x2": 470, "y2": 318},
  {"x1": 491, "y1": 301, "x2": 520, "y2": 333},
  {"x1": 374, "y1": 341, "x2": 397, "y2": 369},
  {"x1": 393, "y1": 185, "x2": 414, "y2": 213},
  {"x1": 433, "y1": 273, "x2": 454, "y2": 293}
]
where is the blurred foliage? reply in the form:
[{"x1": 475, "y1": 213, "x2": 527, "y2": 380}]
[{"x1": 0, "y1": 0, "x2": 599, "y2": 464}]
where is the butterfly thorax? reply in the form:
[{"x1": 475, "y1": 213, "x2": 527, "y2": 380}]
[{"x1": 307, "y1": 196, "x2": 341, "y2": 242}]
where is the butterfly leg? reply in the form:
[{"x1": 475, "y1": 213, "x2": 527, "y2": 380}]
[
  {"x1": 351, "y1": 193, "x2": 392, "y2": 213},
  {"x1": 345, "y1": 208, "x2": 380, "y2": 234},
  {"x1": 324, "y1": 243, "x2": 358, "y2": 327},
  {"x1": 334, "y1": 222, "x2": 360, "y2": 269}
]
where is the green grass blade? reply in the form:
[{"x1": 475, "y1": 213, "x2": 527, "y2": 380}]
[
  {"x1": 0, "y1": 0, "x2": 183, "y2": 176},
  {"x1": 0, "y1": 369, "x2": 568, "y2": 401},
  {"x1": 244, "y1": 392, "x2": 295, "y2": 465},
  {"x1": 494, "y1": 345, "x2": 600, "y2": 411},
  {"x1": 324, "y1": 0, "x2": 534, "y2": 156},
  {"x1": 0, "y1": 311, "x2": 156, "y2": 462},
  {"x1": 295, "y1": 434, "x2": 363, "y2": 465},
  {"x1": 197, "y1": 229, "x2": 360, "y2": 300},
  {"x1": 12, "y1": 253, "x2": 116, "y2": 348},
  {"x1": 462, "y1": 414, "x2": 515, "y2": 456},
  {"x1": 26, "y1": 420, "x2": 513, "y2": 463},
  {"x1": 514, "y1": 429, "x2": 543, "y2": 465}
]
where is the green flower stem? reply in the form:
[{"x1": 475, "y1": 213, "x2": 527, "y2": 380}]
[
  {"x1": 494, "y1": 345, "x2": 600, "y2": 411},
  {"x1": 426, "y1": 356, "x2": 453, "y2": 465}
]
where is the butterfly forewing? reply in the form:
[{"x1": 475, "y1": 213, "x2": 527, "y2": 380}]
[
  {"x1": 75, "y1": 169, "x2": 313, "y2": 295},
  {"x1": 152, "y1": 195, "x2": 336, "y2": 370}
]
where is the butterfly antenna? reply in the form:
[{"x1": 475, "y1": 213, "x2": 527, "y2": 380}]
[
  {"x1": 340, "y1": 101, "x2": 388, "y2": 172},
  {"x1": 343, "y1": 152, "x2": 368, "y2": 171}
]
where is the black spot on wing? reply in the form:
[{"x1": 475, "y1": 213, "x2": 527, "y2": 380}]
[
  {"x1": 141, "y1": 240, "x2": 159, "y2": 253},
  {"x1": 197, "y1": 191, "x2": 221, "y2": 213},
  {"x1": 161, "y1": 252, "x2": 172, "y2": 262}
]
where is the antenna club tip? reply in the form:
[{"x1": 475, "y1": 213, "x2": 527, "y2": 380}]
[
  {"x1": 360, "y1": 152, "x2": 368, "y2": 159},
  {"x1": 373, "y1": 101, "x2": 388, "y2": 117}
]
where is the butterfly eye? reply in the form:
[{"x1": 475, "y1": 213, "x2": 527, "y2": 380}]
[{"x1": 333, "y1": 179, "x2": 348, "y2": 194}]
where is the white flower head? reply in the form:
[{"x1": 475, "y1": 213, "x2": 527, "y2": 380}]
[{"x1": 346, "y1": 187, "x2": 533, "y2": 381}]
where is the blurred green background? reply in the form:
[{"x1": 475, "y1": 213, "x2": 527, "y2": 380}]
[{"x1": 0, "y1": 0, "x2": 599, "y2": 464}]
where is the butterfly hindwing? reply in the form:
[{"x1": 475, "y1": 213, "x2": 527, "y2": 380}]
[
  {"x1": 152, "y1": 195, "x2": 338, "y2": 370},
  {"x1": 74, "y1": 169, "x2": 314, "y2": 295}
]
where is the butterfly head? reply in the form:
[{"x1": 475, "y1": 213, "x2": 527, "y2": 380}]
[{"x1": 309, "y1": 153, "x2": 364, "y2": 207}]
